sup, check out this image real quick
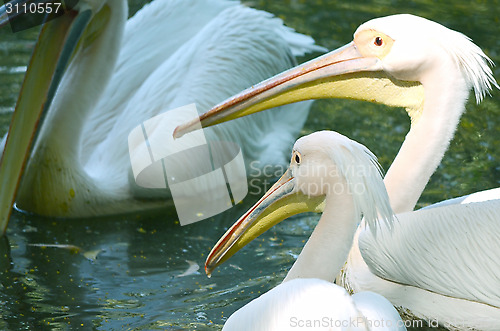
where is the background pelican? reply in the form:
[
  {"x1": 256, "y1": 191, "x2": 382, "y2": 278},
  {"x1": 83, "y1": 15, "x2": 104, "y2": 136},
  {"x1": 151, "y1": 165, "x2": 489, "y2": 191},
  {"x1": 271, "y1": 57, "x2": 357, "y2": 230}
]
[
  {"x1": 175, "y1": 14, "x2": 500, "y2": 329},
  {"x1": 0, "y1": 0, "x2": 324, "y2": 232},
  {"x1": 207, "y1": 131, "x2": 406, "y2": 331}
]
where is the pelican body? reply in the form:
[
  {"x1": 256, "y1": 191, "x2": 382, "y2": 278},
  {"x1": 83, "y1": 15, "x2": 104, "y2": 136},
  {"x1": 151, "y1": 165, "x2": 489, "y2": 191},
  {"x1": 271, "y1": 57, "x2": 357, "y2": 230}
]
[
  {"x1": 210, "y1": 131, "x2": 406, "y2": 331},
  {"x1": 0, "y1": 0, "x2": 324, "y2": 232},
  {"x1": 176, "y1": 14, "x2": 500, "y2": 330}
]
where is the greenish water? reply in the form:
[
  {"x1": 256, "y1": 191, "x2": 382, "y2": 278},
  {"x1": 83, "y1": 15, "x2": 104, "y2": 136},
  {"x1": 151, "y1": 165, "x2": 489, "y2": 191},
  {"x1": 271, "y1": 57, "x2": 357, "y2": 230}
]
[{"x1": 0, "y1": 0, "x2": 499, "y2": 330}]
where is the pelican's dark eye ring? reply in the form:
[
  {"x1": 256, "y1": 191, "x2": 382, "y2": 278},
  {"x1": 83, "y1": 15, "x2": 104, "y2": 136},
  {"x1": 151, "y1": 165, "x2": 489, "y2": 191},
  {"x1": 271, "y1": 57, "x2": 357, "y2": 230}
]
[{"x1": 294, "y1": 153, "x2": 301, "y2": 164}]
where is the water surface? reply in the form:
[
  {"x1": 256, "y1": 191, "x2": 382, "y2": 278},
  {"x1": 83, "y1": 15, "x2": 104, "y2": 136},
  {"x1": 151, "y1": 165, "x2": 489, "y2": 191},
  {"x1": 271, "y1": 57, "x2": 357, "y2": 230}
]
[{"x1": 0, "y1": 0, "x2": 499, "y2": 329}]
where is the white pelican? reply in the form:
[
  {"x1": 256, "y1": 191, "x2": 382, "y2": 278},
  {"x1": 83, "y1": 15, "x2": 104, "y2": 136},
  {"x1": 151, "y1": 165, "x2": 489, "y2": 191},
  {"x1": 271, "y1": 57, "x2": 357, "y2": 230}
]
[
  {"x1": 175, "y1": 14, "x2": 500, "y2": 329},
  {"x1": 0, "y1": 0, "x2": 324, "y2": 232},
  {"x1": 224, "y1": 279, "x2": 406, "y2": 331},
  {"x1": 209, "y1": 131, "x2": 406, "y2": 331}
]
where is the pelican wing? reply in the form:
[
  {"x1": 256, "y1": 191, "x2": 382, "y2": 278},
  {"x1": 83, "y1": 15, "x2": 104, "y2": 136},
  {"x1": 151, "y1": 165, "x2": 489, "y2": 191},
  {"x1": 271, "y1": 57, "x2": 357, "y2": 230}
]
[
  {"x1": 80, "y1": 0, "x2": 236, "y2": 160},
  {"x1": 359, "y1": 198, "x2": 500, "y2": 308},
  {"x1": 81, "y1": 0, "x2": 324, "y2": 172},
  {"x1": 421, "y1": 187, "x2": 500, "y2": 210}
]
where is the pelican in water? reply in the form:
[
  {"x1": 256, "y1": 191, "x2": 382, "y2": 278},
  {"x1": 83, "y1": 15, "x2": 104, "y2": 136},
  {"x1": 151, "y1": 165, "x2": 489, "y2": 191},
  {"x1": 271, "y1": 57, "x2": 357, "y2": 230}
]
[
  {"x1": 211, "y1": 131, "x2": 406, "y2": 331},
  {"x1": 206, "y1": 131, "x2": 500, "y2": 330},
  {"x1": 0, "y1": 0, "x2": 324, "y2": 233},
  {"x1": 176, "y1": 14, "x2": 500, "y2": 330}
]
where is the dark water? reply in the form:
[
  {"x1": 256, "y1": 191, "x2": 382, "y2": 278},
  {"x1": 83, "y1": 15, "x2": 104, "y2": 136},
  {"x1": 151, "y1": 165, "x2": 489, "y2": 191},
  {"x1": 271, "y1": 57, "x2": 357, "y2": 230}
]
[{"x1": 0, "y1": 0, "x2": 499, "y2": 330}]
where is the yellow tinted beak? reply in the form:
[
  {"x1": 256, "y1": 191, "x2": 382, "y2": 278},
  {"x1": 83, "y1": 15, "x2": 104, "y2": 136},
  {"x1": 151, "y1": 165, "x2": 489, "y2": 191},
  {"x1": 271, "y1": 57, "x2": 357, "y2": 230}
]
[
  {"x1": 174, "y1": 42, "x2": 378, "y2": 137},
  {"x1": 174, "y1": 39, "x2": 424, "y2": 139},
  {"x1": 0, "y1": 5, "x2": 92, "y2": 235},
  {"x1": 205, "y1": 169, "x2": 324, "y2": 276}
]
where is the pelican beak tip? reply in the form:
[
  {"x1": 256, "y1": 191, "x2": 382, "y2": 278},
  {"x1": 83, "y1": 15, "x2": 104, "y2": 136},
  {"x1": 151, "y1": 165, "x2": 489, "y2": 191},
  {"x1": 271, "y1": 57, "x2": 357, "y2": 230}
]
[
  {"x1": 205, "y1": 264, "x2": 213, "y2": 278},
  {"x1": 172, "y1": 125, "x2": 183, "y2": 139}
]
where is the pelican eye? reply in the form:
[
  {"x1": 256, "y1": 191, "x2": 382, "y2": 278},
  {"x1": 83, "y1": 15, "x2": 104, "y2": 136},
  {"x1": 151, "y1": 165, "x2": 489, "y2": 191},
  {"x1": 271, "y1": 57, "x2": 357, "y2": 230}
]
[
  {"x1": 294, "y1": 153, "x2": 301, "y2": 164},
  {"x1": 374, "y1": 36, "x2": 383, "y2": 46}
]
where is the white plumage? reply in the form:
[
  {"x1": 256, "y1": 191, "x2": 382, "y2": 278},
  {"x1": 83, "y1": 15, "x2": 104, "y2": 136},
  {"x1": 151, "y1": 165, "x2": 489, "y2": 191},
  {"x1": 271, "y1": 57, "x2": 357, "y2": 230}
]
[
  {"x1": 343, "y1": 199, "x2": 500, "y2": 330},
  {"x1": 185, "y1": 14, "x2": 499, "y2": 330},
  {"x1": 360, "y1": 200, "x2": 500, "y2": 309},
  {"x1": 335, "y1": 16, "x2": 500, "y2": 330},
  {"x1": 206, "y1": 131, "x2": 406, "y2": 331},
  {"x1": 224, "y1": 278, "x2": 405, "y2": 331}
]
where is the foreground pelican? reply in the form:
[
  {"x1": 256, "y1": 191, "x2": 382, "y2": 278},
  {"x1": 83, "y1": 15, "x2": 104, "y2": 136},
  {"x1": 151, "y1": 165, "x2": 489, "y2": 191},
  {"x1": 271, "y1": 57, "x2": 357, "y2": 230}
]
[
  {"x1": 0, "y1": 0, "x2": 324, "y2": 232},
  {"x1": 176, "y1": 14, "x2": 500, "y2": 329},
  {"x1": 212, "y1": 131, "x2": 406, "y2": 331},
  {"x1": 206, "y1": 131, "x2": 500, "y2": 330},
  {"x1": 225, "y1": 279, "x2": 405, "y2": 331}
]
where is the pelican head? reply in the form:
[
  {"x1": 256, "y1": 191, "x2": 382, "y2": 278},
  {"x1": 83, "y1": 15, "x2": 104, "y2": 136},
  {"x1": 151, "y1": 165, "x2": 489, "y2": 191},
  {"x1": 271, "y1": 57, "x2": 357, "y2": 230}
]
[
  {"x1": 174, "y1": 14, "x2": 498, "y2": 137},
  {"x1": 205, "y1": 131, "x2": 393, "y2": 276},
  {"x1": 356, "y1": 14, "x2": 496, "y2": 100}
]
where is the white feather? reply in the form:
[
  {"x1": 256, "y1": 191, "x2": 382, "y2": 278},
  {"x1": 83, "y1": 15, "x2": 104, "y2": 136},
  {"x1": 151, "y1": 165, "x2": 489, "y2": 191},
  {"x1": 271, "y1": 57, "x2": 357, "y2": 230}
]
[
  {"x1": 360, "y1": 200, "x2": 500, "y2": 308},
  {"x1": 223, "y1": 278, "x2": 405, "y2": 331}
]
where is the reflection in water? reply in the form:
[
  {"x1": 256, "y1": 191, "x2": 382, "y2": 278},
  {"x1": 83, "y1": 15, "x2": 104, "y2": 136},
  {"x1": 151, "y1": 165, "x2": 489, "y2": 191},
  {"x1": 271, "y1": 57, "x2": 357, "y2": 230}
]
[
  {"x1": 0, "y1": 0, "x2": 498, "y2": 330},
  {"x1": 1, "y1": 205, "x2": 296, "y2": 330}
]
